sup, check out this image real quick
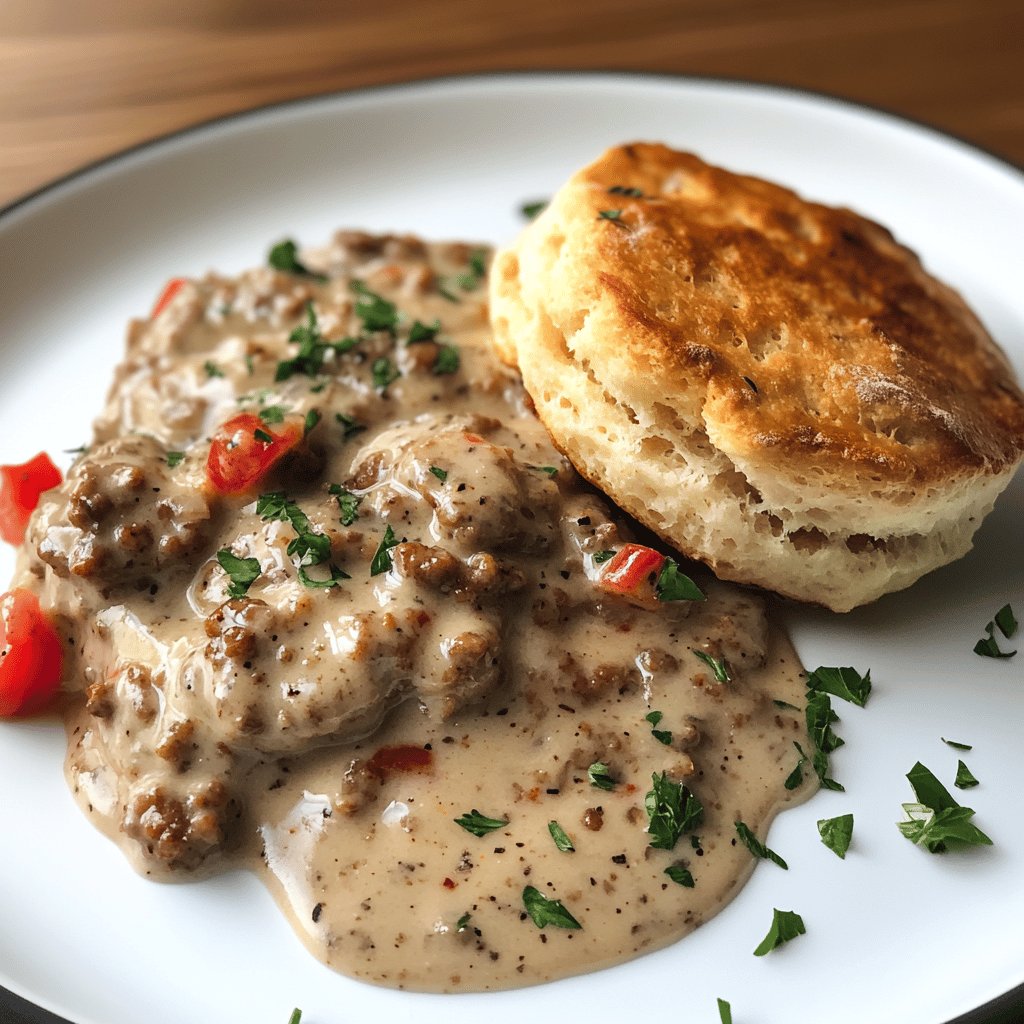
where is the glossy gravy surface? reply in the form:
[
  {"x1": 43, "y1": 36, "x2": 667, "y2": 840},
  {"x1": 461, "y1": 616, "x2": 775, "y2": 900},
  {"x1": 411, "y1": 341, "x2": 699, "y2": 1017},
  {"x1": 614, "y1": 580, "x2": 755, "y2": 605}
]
[{"x1": 13, "y1": 233, "x2": 814, "y2": 991}]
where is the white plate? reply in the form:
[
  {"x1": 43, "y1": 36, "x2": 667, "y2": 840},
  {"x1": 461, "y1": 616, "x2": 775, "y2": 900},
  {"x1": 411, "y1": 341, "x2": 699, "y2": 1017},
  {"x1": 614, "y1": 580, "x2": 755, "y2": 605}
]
[{"x1": 1, "y1": 74, "x2": 1022, "y2": 1024}]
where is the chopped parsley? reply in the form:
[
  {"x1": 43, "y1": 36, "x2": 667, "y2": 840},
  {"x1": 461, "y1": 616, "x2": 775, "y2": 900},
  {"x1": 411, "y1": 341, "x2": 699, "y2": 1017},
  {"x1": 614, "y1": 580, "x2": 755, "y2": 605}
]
[
  {"x1": 454, "y1": 809, "x2": 508, "y2": 837},
  {"x1": 645, "y1": 710, "x2": 672, "y2": 745},
  {"x1": 429, "y1": 466, "x2": 448, "y2": 483},
  {"x1": 645, "y1": 772, "x2": 703, "y2": 850},
  {"x1": 897, "y1": 761, "x2": 992, "y2": 853},
  {"x1": 335, "y1": 412, "x2": 365, "y2": 440},
  {"x1": 547, "y1": 820, "x2": 575, "y2": 852},
  {"x1": 592, "y1": 549, "x2": 616, "y2": 563},
  {"x1": 407, "y1": 318, "x2": 441, "y2": 344},
  {"x1": 165, "y1": 451, "x2": 185, "y2": 468},
  {"x1": 520, "y1": 199, "x2": 548, "y2": 219},
  {"x1": 773, "y1": 699, "x2": 799, "y2": 711},
  {"x1": 530, "y1": 465, "x2": 558, "y2": 478},
  {"x1": 598, "y1": 208, "x2": 626, "y2": 224},
  {"x1": 351, "y1": 280, "x2": 399, "y2": 334},
  {"x1": 216, "y1": 550, "x2": 261, "y2": 599},
  {"x1": 203, "y1": 360, "x2": 224, "y2": 379},
  {"x1": 954, "y1": 760, "x2": 979, "y2": 790},
  {"x1": 253, "y1": 428, "x2": 274, "y2": 443},
  {"x1": 974, "y1": 603, "x2": 1018, "y2": 658},
  {"x1": 656, "y1": 559, "x2": 705, "y2": 602},
  {"x1": 522, "y1": 885, "x2": 581, "y2": 930},
  {"x1": 372, "y1": 356, "x2": 400, "y2": 392},
  {"x1": 298, "y1": 563, "x2": 350, "y2": 589},
  {"x1": 805, "y1": 691, "x2": 845, "y2": 791},
  {"x1": 608, "y1": 184, "x2": 644, "y2": 197},
  {"x1": 287, "y1": 1009, "x2": 302, "y2": 1024},
  {"x1": 456, "y1": 912, "x2": 472, "y2": 932},
  {"x1": 806, "y1": 665, "x2": 872, "y2": 708},
  {"x1": 694, "y1": 650, "x2": 731, "y2": 683},
  {"x1": 256, "y1": 490, "x2": 346, "y2": 588},
  {"x1": 276, "y1": 302, "x2": 359, "y2": 382},
  {"x1": 303, "y1": 409, "x2": 321, "y2": 435},
  {"x1": 327, "y1": 484, "x2": 361, "y2": 526},
  {"x1": 785, "y1": 742, "x2": 808, "y2": 791},
  {"x1": 817, "y1": 813, "x2": 854, "y2": 859},
  {"x1": 753, "y1": 909, "x2": 806, "y2": 956},
  {"x1": 268, "y1": 238, "x2": 326, "y2": 281},
  {"x1": 942, "y1": 737, "x2": 973, "y2": 751},
  {"x1": 587, "y1": 761, "x2": 617, "y2": 791},
  {"x1": 717, "y1": 998, "x2": 733, "y2": 1024},
  {"x1": 370, "y1": 524, "x2": 399, "y2": 576},
  {"x1": 258, "y1": 405, "x2": 286, "y2": 424},
  {"x1": 734, "y1": 821, "x2": 788, "y2": 869},
  {"x1": 664, "y1": 862, "x2": 695, "y2": 888},
  {"x1": 454, "y1": 249, "x2": 488, "y2": 291},
  {"x1": 433, "y1": 344, "x2": 461, "y2": 376}
]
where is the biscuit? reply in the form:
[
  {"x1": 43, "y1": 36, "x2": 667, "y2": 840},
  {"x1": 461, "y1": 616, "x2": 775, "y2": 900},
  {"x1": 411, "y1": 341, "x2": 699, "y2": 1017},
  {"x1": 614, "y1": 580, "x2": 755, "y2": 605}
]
[{"x1": 490, "y1": 143, "x2": 1024, "y2": 611}]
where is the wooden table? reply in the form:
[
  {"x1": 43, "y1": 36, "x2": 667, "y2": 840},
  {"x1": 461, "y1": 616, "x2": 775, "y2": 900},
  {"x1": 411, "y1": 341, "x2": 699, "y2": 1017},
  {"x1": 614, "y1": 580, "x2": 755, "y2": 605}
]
[
  {"x1": 2, "y1": 0, "x2": 1022, "y2": 209},
  {"x1": 1, "y1": 2, "x2": 1022, "y2": 1022}
]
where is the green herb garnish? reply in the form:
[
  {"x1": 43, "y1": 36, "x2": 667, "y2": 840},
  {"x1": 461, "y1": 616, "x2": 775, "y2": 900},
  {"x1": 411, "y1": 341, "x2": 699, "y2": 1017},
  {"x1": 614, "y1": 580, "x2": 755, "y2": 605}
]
[
  {"x1": 530, "y1": 465, "x2": 558, "y2": 478},
  {"x1": 372, "y1": 356, "x2": 400, "y2": 392},
  {"x1": 805, "y1": 691, "x2": 845, "y2": 791},
  {"x1": 897, "y1": 761, "x2": 992, "y2": 853},
  {"x1": 351, "y1": 280, "x2": 399, "y2": 334},
  {"x1": 433, "y1": 344, "x2": 461, "y2": 376},
  {"x1": 287, "y1": 1009, "x2": 302, "y2": 1024},
  {"x1": 429, "y1": 466, "x2": 448, "y2": 482},
  {"x1": 259, "y1": 405, "x2": 286, "y2": 424},
  {"x1": 753, "y1": 909, "x2": 806, "y2": 956},
  {"x1": 454, "y1": 809, "x2": 508, "y2": 837},
  {"x1": 587, "y1": 761, "x2": 617, "y2": 791},
  {"x1": 694, "y1": 650, "x2": 731, "y2": 683},
  {"x1": 645, "y1": 710, "x2": 672, "y2": 745},
  {"x1": 974, "y1": 604, "x2": 1018, "y2": 658},
  {"x1": 608, "y1": 185, "x2": 644, "y2": 197},
  {"x1": 547, "y1": 820, "x2": 575, "y2": 853},
  {"x1": 276, "y1": 302, "x2": 359, "y2": 382},
  {"x1": 216, "y1": 549, "x2": 261, "y2": 599},
  {"x1": 942, "y1": 737, "x2": 973, "y2": 751},
  {"x1": 656, "y1": 559, "x2": 705, "y2": 602},
  {"x1": 734, "y1": 821, "x2": 788, "y2": 869},
  {"x1": 407, "y1": 319, "x2": 441, "y2": 344},
  {"x1": 717, "y1": 998, "x2": 732, "y2": 1024},
  {"x1": 253, "y1": 428, "x2": 274, "y2": 443},
  {"x1": 370, "y1": 524, "x2": 399, "y2": 576},
  {"x1": 598, "y1": 208, "x2": 626, "y2": 224},
  {"x1": 817, "y1": 813, "x2": 854, "y2": 859},
  {"x1": 592, "y1": 549, "x2": 616, "y2": 564},
  {"x1": 954, "y1": 760, "x2": 979, "y2": 790},
  {"x1": 773, "y1": 699, "x2": 799, "y2": 711},
  {"x1": 784, "y1": 742, "x2": 808, "y2": 791},
  {"x1": 454, "y1": 249, "x2": 488, "y2": 291},
  {"x1": 268, "y1": 239, "x2": 326, "y2": 281},
  {"x1": 166, "y1": 451, "x2": 185, "y2": 468},
  {"x1": 522, "y1": 885, "x2": 581, "y2": 930},
  {"x1": 664, "y1": 863, "x2": 695, "y2": 888},
  {"x1": 335, "y1": 412, "x2": 364, "y2": 440},
  {"x1": 256, "y1": 491, "x2": 334, "y2": 575},
  {"x1": 806, "y1": 665, "x2": 872, "y2": 707},
  {"x1": 203, "y1": 360, "x2": 224, "y2": 379},
  {"x1": 521, "y1": 199, "x2": 548, "y2": 219},
  {"x1": 327, "y1": 484, "x2": 362, "y2": 526},
  {"x1": 303, "y1": 409, "x2": 321, "y2": 435},
  {"x1": 297, "y1": 563, "x2": 350, "y2": 589},
  {"x1": 456, "y1": 912, "x2": 472, "y2": 932},
  {"x1": 645, "y1": 772, "x2": 703, "y2": 851}
]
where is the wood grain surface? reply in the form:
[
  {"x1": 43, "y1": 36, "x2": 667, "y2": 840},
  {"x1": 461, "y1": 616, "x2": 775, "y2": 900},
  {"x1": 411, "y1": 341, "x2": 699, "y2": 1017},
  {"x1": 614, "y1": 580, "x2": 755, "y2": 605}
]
[{"x1": 2, "y1": 0, "x2": 1023, "y2": 208}]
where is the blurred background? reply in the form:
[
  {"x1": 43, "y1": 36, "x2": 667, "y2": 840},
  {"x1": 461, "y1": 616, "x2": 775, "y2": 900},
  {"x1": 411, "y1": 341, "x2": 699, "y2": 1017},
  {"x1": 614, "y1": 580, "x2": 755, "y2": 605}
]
[
  {"x1": 2, "y1": 0, "x2": 1022, "y2": 207},
  {"x1": 2, "y1": 2, "x2": 1023, "y2": 1023}
]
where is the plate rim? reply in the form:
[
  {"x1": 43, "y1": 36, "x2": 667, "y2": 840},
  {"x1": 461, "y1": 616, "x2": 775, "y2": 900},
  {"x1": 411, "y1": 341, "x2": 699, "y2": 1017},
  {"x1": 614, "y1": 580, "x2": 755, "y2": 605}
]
[
  {"x1": 1, "y1": 70, "x2": 1022, "y2": 1024},
  {"x1": 2, "y1": 69, "x2": 1022, "y2": 226}
]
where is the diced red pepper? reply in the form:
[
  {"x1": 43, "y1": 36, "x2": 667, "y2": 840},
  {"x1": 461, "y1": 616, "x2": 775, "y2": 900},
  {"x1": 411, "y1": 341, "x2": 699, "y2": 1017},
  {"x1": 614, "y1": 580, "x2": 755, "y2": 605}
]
[
  {"x1": 599, "y1": 543, "x2": 665, "y2": 596},
  {"x1": 151, "y1": 277, "x2": 187, "y2": 318},
  {"x1": 0, "y1": 453, "x2": 62, "y2": 545},
  {"x1": 0, "y1": 589, "x2": 63, "y2": 717},
  {"x1": 463, "y1": 432, "x2": 486, "y2": 445},
  {"x1": 206, "y1": 413, "x2": 303, "y2": 496}
]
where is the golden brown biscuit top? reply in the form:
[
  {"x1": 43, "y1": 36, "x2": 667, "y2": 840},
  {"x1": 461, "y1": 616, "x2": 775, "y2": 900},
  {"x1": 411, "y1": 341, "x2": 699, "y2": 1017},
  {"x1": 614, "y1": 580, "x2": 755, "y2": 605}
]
[{"x1": 561, "y1": 143, "x2": 1024, "y2": 489}]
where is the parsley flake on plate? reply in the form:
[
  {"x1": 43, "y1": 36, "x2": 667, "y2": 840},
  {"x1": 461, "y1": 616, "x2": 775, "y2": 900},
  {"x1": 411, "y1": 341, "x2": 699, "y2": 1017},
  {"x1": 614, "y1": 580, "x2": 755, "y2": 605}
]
[
  {"x1": 587, "y1": 761, "x2": 617, "y2": 791},
  {"x1": 784, "y1": 742, "x2": 808, "y2": 791},
  {"x1": 522, "y1": 885, "x2": 582, "y2": 930},
  {"x1": 372, "y1": 356, "x2": 400, "y2": 392},
  {"x1": 454, "y1": 248, "x2": 488, "y2": 291},
  {"x1": 974, "y1": 603, "x2": 1018, "y2": 658},
  {"x1": 407, "y1": 318, "x2": 441, "y2": 344},
  {"x1": 942, "y1": 737, "x2": 973, "y2": 751},
  {"x1": 351, "y1": 280, "x2": 399, "y2": 334},
  {"x1": 597, "y1": 208, "x2": 626, "y2": 225},
  {"x1": 806, "y1": 665, "x2": 872, "y2": 707},
  {"x1": 592, "y1": 549, "x2": 616, "y2": 563},
  {"x1": 645, "y1": 710, "x2": 672, "y2": 745},
  {"x1": 303, "y1": 409, "x2": 321, "y2": 435},
  {"x1": 258, "y1": 405, "x2": 286, "y2": 424},
  {"x1": 203, "y1": 360, "x2": 224, "y2": 379},
  {"x1": 256, "y1": 490, "x2": 345, "y2": 588},
  {"x1": 717, "y1": 998, "x2": 733, "y2": 1024},
  {"x1": 253, "y1": 428, "x2": 274, "y2": 443},
  {"x1": 327, "y1": 484, "x2": 361, "y2": 526},
  {"x1": 287, "y1": 1009, "x2": 302, "y2": 1024},
  {"x1": 433, "y1": 344, "x2": 461, "y2": 376},
  {"x1": 216, "y1": 550, "x2": 261, "y2": 599},
  {"x1": 454, "y1": 809, "x2": 508, "y2": 837},
  {"x1": 429, "y1": 466, "x2": 448, "y2": 483},
  {"x1": 520, "y1": 199, "x2": 548, "y2": 219},
  {"x1": 335, "y1": 412, "x2": 365, "y2": 440},
  {"x1": 817, "y1": 813, "x2": 854, "y2": 858},
  {"x1": 547, "y1": 820, "x2": 575, "y2": 853},
  {"x1": 608, "y1": 184, "x2": 644, "y2": 197},
  {"x1": 165, "y1": 451, "x2": 185, "y2": 468},
  {"x1": 805, "y1": 691, "x2": 845, "y2": 791},
  {"x1": 276, "y1": 302, "x2": 359, "y2": 382},
  {"x1": 645, "y1": 772, "x2": 703, "y2": 851},
  {"x1": 753, "y1": 909, "x2": 806, "y2": 956},
  {"x1": 734, "y1": 821, "x2": 788, "y2": 869},
  {"x1": 954, "y1": 759, "x2": 980, "y2": 790},
  {"x1": 897, "y1": 761, "x2": 992, "y2": 853},
  {"x1": 456, "y1": 912, "x2": 472, "y2": 932}
]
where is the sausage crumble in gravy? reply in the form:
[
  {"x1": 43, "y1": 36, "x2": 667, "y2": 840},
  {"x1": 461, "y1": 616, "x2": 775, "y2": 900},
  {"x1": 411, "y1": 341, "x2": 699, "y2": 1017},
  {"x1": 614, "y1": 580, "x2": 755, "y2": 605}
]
[{"x1": 12, "y1": 233, "x2": 815, "y2": 991}]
